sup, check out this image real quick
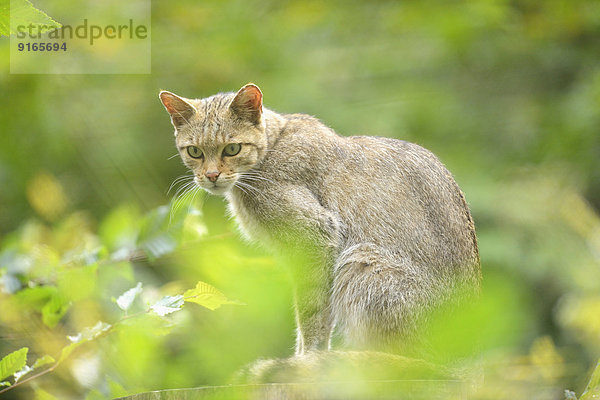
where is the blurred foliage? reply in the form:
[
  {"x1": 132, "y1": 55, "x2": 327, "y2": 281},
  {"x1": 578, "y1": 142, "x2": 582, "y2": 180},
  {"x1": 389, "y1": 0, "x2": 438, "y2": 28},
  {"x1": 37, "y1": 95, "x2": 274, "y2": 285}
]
[
  {"x1": 1, "y1": 0, "x2": 600, "y2": 399},
  {"x1": 0, "y1": 195, "x2": 281, "y2": 399}
]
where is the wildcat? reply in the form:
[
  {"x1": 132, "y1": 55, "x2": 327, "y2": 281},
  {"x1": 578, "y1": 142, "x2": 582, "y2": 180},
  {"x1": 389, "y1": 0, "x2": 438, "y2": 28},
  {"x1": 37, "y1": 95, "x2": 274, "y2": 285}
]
[{"x1": 159, "y1": 83, "x2": 481, "y2": 380}]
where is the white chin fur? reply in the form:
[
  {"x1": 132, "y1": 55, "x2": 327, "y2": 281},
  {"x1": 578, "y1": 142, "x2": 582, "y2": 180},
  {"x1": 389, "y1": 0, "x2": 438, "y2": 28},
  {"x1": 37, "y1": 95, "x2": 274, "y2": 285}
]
[{"x1": 202, "y1": 184, "x2": 231, "y2": 196}]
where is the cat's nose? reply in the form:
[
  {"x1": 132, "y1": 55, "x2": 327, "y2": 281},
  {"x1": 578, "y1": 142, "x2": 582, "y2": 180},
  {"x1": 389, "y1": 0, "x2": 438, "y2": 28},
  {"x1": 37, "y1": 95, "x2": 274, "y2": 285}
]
[{"x1": 205, "y1": 170, "x2": 220, "y2": 182}]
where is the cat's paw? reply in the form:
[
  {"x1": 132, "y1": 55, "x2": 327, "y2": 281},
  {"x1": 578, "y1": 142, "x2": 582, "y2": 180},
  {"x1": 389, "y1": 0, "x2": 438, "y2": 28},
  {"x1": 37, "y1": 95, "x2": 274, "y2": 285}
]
[
  {"x1": 233, "y1": 351, "x2": 454, "y2": 384},
  {"x1": 233, "y1": 357, "x2": 296, "y2": 384}
]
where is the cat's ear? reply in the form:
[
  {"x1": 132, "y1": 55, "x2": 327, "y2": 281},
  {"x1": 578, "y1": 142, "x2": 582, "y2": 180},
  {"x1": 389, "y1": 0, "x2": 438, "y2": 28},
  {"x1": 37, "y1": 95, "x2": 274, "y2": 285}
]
[
  {"x1": 159, "y1": 90, "x2": 196, "y2": 129},
  {"x1": 230, "y1": 83, "x2": 263, "y2": 126}
]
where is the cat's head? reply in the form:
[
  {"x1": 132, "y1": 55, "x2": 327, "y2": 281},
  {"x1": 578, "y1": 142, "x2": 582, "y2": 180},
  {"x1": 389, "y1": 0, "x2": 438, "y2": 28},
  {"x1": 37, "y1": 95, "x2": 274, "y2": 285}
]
[{"x1": 159, "y1": 83, "x2": 267, "y2": 196}]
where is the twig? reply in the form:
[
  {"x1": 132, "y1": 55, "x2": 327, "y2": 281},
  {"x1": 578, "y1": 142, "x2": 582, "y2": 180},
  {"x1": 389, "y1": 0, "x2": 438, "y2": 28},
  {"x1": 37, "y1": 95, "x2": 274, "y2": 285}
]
[{"x1": 0, "y1": 364, "x2": 57, "y2": 395}]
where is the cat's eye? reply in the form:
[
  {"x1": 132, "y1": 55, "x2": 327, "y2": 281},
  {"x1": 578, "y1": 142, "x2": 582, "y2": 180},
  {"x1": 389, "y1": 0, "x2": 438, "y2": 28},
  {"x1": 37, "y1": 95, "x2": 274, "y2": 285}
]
[
  {"x1": 223, "y1": 143, "x2": 241, "y2": 157},
  {"x1": 187, "y1": 146, "x2": 203, "y2": 159}
]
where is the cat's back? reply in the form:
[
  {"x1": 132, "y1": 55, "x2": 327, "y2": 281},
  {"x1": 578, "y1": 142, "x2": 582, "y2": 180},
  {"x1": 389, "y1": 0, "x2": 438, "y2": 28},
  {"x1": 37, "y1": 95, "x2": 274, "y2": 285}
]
[
  {"x1": 262, "y1": 120, "x2": 477, "y2": 269},
  {"x1": 251, "y1": 113, "x2": 477, "y2": 269},
  {"x1": 266, "y1": 117, "x2": 462, "y2": 213},
  {"x1": 331, "y1": 135, "x2": 478, "y2": 269}
]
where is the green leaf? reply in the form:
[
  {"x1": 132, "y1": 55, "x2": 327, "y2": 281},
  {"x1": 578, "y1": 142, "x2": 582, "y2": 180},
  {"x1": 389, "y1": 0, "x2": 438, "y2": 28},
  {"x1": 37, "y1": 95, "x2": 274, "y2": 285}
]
[
  {"x1": 58, "y1": 343, "x2": 78, "y2": 365},
  {"x1": 581, "y1": 360, "x2": 600, "y2": 400},
  {"x1": 59, "y1": 322, "x2": 111, "y2": 363},
  {"x1": 149, "y1": 295, "x2": 184, "y2": 316},
  {"x1": 0, "y1": 381, "x2": 10, "y2": 387},
  {"x1": 0, "y1": 347, "x2": 28, "y2": 381},
  {"x1": 116, "y1": 282, "x2": 143, "y2": 311},
  {"x1": 15, "y1": 285, "x2": 57, "y2": 311},
  {"x1": 183, "y1": 281, "x2": 244, "y2": 310},
  {"x1": 32, "y1": 355, "x2": 55, "y2": 369},
  {"x1": 41, "y1": 295, "x2": 70, "y2": 328},
  {"x1": 0, "y1": 0, "x2": 61, "y2": 37}
]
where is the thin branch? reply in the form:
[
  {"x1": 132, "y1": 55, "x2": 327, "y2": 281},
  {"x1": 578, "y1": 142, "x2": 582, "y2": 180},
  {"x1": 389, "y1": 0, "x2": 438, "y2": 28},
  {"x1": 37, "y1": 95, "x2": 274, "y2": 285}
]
[{"x1": 0, "y1": 364, "x2": 57, "y2": 394}]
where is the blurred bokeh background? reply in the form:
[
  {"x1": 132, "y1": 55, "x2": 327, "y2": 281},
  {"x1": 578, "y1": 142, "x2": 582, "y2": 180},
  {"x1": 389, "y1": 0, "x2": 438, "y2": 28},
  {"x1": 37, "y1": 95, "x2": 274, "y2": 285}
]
[{"x1": 1, "y1": 0, "x2": 599, "y2": 399}]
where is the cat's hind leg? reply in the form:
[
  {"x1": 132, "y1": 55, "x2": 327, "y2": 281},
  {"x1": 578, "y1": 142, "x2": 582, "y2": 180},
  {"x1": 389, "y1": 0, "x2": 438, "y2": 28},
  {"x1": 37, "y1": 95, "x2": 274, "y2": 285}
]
[{"x1": 330, "y1": 244, "x2": 440, "y2": 356}]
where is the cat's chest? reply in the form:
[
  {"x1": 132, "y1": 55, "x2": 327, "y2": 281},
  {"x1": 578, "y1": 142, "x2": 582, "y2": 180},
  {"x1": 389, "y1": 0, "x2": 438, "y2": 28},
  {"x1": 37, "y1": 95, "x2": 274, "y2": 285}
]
[{"x1": 225, "y1": 190, "x2": 271, "y2": 246}]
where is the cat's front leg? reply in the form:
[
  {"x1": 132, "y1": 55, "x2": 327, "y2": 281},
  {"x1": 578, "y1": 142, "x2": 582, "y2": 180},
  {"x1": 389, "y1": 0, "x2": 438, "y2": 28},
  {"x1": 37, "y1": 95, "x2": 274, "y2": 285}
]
[
  {"x1": 292, "y1": 265, "x2": 334, "y2": 354},
  {"x1": 259, "y1": 185, "x2": 342, "y2": 354},
  {"x1": 282, "y1": 216, "x2": 338, "y2": 355}
]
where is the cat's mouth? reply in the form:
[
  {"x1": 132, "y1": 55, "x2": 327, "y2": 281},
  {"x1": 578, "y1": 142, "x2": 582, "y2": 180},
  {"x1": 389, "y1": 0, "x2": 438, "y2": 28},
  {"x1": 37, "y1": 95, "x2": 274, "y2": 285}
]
[
  {"x1": 196, "y1": 178, "x2": 234, "y2": 196},
  {"x1": 204, "y1": 184, "x2": 229, "y2": 195}
]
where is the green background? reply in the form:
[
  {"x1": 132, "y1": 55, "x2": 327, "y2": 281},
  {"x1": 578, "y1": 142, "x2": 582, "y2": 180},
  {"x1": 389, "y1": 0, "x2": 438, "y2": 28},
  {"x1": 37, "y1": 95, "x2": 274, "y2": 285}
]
[{"x1": 1, "y1": 0, "x2": 599, "y2": 399}]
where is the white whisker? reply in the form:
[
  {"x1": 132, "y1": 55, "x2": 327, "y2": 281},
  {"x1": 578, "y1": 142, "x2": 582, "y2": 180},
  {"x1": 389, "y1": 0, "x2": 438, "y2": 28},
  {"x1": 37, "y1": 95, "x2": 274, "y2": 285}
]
[
  {"x1": 168, "y1": 174, "x2": 194, "y2": 195},
  {"x1": 234, "y1": 180, "x2": 261, "y2": 196},
  {"x1": 187, "y1": 185, "x2": 203, "y2": 216},
  {"x1": 169, "y1": 183, "x2": 202, "y2": 224},
  {"x1": 241, "y1": 175, "x2": 274, "y2": 184},
  {"x1": 174, "y1": 181, "x2": 197, "y2": 198},
  {"x1": 239, "y1": 171, "x2": 275, "y2": 184},
  {"x1": 234, "y1": 182, "x2": 250, "y2": 196}
]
